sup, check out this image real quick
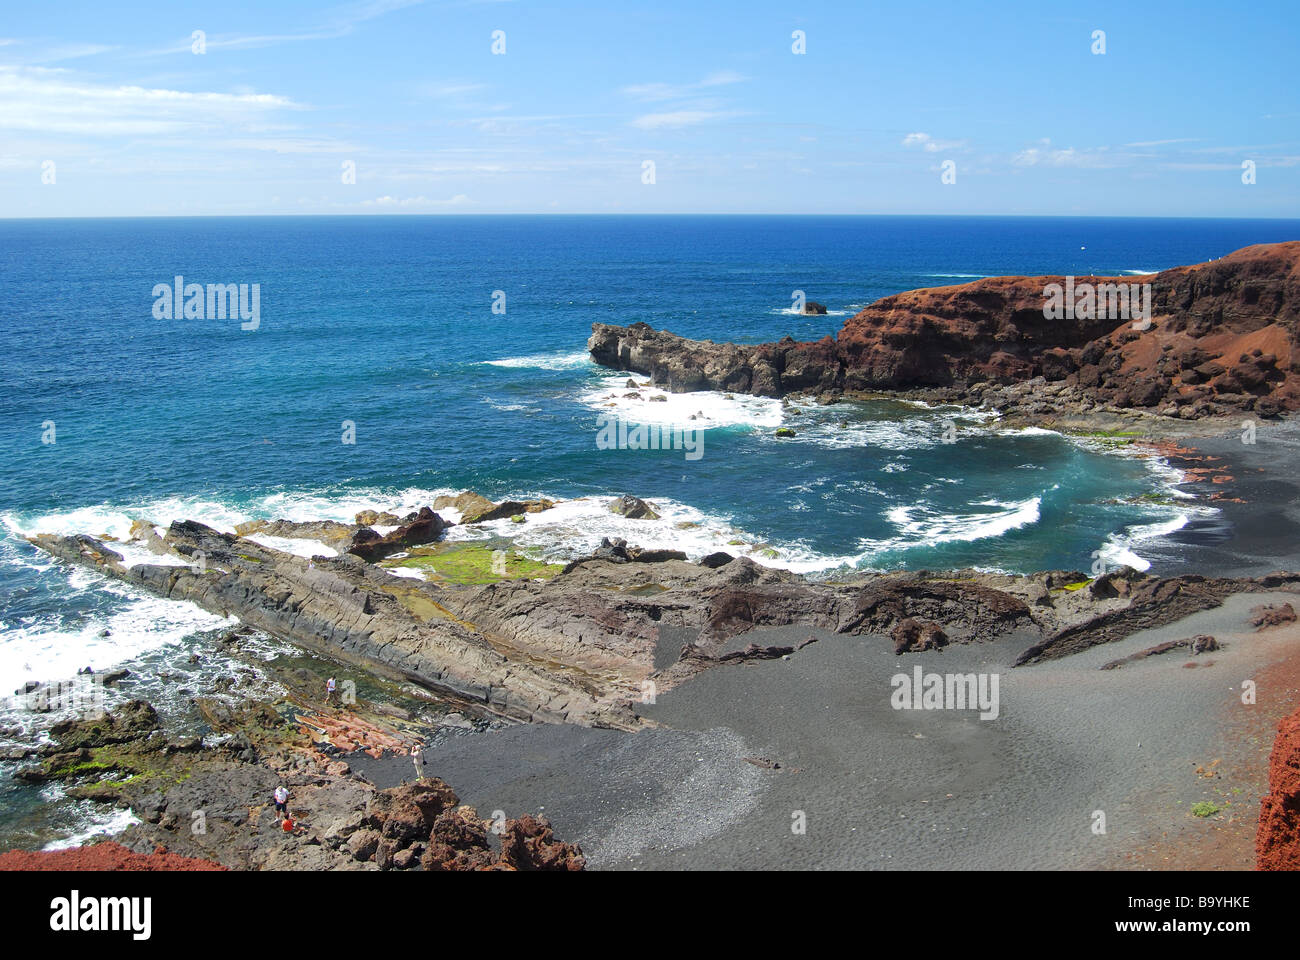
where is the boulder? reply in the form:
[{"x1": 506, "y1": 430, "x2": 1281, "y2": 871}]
[
  {"x1": 891, "y1": 618, "x2": 949, "y2": 654},
  {"x1": 497, "y1": 814, "x2": 586, "y2": 871},
  {"x1": 609, "y1": 495, "x2": 659, "y2": 520},
  {"x1": 346, "y1": 507, "x2": 447, "y2": 562}
]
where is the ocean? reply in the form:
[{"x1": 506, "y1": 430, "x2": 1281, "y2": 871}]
[{"x1": 2, "y1": 213, "x2": 1298, "y2": 846}]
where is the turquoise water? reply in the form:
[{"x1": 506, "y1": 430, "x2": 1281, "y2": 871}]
[{"x1": 1, "y1": 214, "x2": 1297, "y2": 708}]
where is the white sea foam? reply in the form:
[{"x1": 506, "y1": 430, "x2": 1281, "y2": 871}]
[
  {"x1": 996, "y1": 426, "x2": 1062, "y2": 438},
  {"x1": 42, "y1": 803, "x2": 141, "y2": 852},
  {"x1": 441, "y1": 495, "x2": 864, "y2": 575},
  {"x1": 2, "y1": 487, "x2": 472, "y2": 545},
  {"x1": 385, "y1": 566, "x2": 427, "y2": 581},
  {"x1": 1123, "y1": 268, "x2": 1158, "y2": 276},
  {"x1": 104, "y1": 540, "x2": 191, "y2": 569},
  {"x1": 771, "y1": 416, "x2": 942, "y2": 451},
  {"x1": 482, "y1": 350, "x2": 594, "y2": 371},
  {"x1": 770, "y1": 307, "x2": 851, "y2": 316},
  {"x1": 865, "y1": 496, "x2": 1043, "y2": 552},
  {"x1": 1094, "y1": 513, "x2": 1192, "y2": 573},
  {"x1": 241, "y1": 534, "x2": 339, "y2": 558},
  {"x1": 482, "y1": 399, "x2": 535, "y2": 414},
  {"x1": 0, "y1": 590, "x2": 236, "y2": 694},
  {"x1": 578, "y1": 375, "x2": 784, "y2": 430}
]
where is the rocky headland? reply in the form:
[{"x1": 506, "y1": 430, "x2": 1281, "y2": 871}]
[{"x1": 588, "y1": 241, "x2": 1300, "y2": 430}]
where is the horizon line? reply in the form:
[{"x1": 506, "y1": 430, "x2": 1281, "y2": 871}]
[{"x1": 4, "y1": 212, "x2": 1300, "y2": 223}]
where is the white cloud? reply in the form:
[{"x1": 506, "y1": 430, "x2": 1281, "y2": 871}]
[
  {"x1": 145, "y1": 0, "x2": 427, "y2": 54},
  {"x1": 423, "y1": 81, "x2": 489, "y2": 100},
  {"x1": 631, "y1": 110, "x2": 738, "y2": 130},
  {"x1": 362, "y1": 193, "x2": 474, "y2": 207},
  {"x1": 621, "y1": 71, "x2": 747, "y2": 102},
  {"x1": 901, "y1": 132, "x2": 966, "y2": 153},
  {"x1": 1012, "y1": 145, "x2": 1114, "y2": 168},
  {"x1": 0, "y1": 65, "x2": 296, "y2": 136},
  {"x1": 1122, "y1": 138, "x2": 1200, "y2": 148}
]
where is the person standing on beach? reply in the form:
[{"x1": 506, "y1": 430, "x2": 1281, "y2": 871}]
[
  {"x1": 411, "y1": 742, "x2": 425, "y2": 781},
  {"x1": 273, "y1": 784, "x2": 290, "y2": 820},
  {"x1": 326, "y1": 676, "x2": 336, "y2": 704}
]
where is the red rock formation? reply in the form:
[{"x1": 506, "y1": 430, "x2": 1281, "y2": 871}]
[
  {"x1": 357, "y1": 779, "x2": 586, "y2": 871},
  {"x1": 589, "y1": 241, "x2": 1300, "y2": 416},
  {"x1": 1257, "y1": 706, "x2": 1300, "y2": 870},
  {"x1": 497, "y1": 814, "x2": 587, "y2": 871},
  {"x1": 837, "y1": 241, "x2": 1300, "y2": 414},
  {"x1": 1249, "y1": 602, "x2": 1297, "y2": 630},
  {"x1": 0, "y1": 841, "x2": 226, "y2": 871}
]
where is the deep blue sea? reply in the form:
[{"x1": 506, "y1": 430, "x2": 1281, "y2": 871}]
[{"x1": 2, "y1": 214, "x2": 1298, "y2": 844}]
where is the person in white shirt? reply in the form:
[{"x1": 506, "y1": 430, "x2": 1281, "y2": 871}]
[
  {"x1": 411, "y1": 743, "x2": 425, "y2": 781},
  {"x1": 273, "y1": 785, "x2": 290, "y2": 819},
  {"x1": 326, "y1": 676, "x2": 336, "y2": 704}
]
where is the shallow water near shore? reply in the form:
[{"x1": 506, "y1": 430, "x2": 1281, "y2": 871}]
[{"x1": 3, "y1": 214, "x2": 1299, "y2": 848}]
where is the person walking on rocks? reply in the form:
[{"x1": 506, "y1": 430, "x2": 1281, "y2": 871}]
[
  {"x1": 411, "y1": 742, "x2": 425, "y2": 781},
  {"x1": 273, "y1": 784, "x2": 290, "y2": 820},
  {"x1": 326, "y1": 676, "x2": 336, "y2": 705}
]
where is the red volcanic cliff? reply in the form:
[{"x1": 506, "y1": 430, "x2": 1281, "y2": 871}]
[
  {"x1": 837, "y1": 241, "x2": 1300, "y2": 414},
  {"x1": 1257, "y1": 705, "x2": 1300, "y2": 871},
  {"x1": 589, "y1": 241, "x2": 1300, "y2": 417}
]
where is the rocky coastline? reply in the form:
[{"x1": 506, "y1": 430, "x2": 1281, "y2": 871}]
[
  {"x1": 5, "y1": 486, "x2": 1299, "y2": 869},
  {"x1": 588, "y1": 241, "x2": 1300, "y2": 434},
  {"x1": 7, "y1": 242, "x2": 1300, "y2": 870}
]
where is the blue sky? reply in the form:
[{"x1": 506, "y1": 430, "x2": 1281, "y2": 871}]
[{"x1": 3, "y1": 0, "x2": 1297, "y2": 217}]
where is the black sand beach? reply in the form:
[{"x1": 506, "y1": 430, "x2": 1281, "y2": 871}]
[{"x1": 351, "y1": 596, "x2": 1300, "y2": 870}]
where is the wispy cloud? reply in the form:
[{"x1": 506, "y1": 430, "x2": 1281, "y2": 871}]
[
  {"x1": 631, "y1": 109, "x2": 741, "y2": 130},
  {"x1": 624, "y1": 71, "x2": 748, "y2": 131},
  {"x1": 1122, "y1": 138, "x2": 1200, "y2": 148},
  {"x1": 1012, "y1": 140, "x2": 1115, "y2": 168},
  {"x1": 145, "y1": 0, "x2": 426, "y2": 55},
  {"x1": 621, "y1": 70, "x2": 747, "y2": 102},
  {"x1": 423, "y1": 81, "x2": 489, "y2": 100},
  {"x1": 362, "y1": 193, "x2": 475, "y2": 208},
  {"x1": 901, "y1": 131, "x2": 967, "y2": 153},
  {"x1": 0, "y1": 64, "x2": 296, "y2": 136}
]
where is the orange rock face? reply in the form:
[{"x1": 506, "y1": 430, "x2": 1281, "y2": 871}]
[
  {"x1": 1257, "y1": 706, "x2": 1300, "y2": 870},
  {"x1": 837, "y1": 241, "x2": 1300, "y2": 414}
]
